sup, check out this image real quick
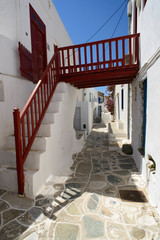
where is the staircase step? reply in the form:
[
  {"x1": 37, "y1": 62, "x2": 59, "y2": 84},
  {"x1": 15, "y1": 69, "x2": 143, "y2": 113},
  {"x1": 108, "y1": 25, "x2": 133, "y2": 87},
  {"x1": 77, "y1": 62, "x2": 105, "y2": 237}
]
[
  {"x1": 0, "y1": 166, "x2": 38, "y2": 195},
  {"x1": 0, "y1": 148, "x2": 44, "y2": 171},
  {"x1": 55, "y1": 82, "x2": 66, "y2": 93},
  {"x1": 5, "y1": 135, "x2": 46, "y2": 151},
  {"x1": 47, "y1": 101, "x2": 61, "y2": 113},
  {"x1": 51, "y1": 92, "x2": 63, "y2": 102}
]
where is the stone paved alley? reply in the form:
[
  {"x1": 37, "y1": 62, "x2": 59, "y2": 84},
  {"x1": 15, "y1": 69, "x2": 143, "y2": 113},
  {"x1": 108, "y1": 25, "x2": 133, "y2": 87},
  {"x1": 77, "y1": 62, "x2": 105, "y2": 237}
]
[{"x1": 0, "y1": 124, "x2": 160, "y2": 240}]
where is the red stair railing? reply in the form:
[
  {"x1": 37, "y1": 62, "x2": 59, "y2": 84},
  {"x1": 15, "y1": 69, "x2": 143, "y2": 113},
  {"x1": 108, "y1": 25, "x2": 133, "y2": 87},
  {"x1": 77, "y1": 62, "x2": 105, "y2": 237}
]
[
  {"x1": 13, "y1": 45, "x2": 60, "y2": 195},
  {"x1": 58, "y1": 34, "x2": 140, "y2": 76}
]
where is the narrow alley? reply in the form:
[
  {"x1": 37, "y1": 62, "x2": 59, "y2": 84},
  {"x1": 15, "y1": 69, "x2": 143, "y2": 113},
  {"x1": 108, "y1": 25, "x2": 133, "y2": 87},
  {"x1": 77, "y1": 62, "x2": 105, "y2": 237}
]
[{"x1": 0, "y1": 123, "x2": 160, "y2": 240}]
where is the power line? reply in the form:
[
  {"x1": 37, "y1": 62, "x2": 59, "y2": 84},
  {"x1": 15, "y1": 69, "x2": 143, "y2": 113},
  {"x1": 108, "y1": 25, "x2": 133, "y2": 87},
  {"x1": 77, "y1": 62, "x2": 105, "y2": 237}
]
[
  {"x1": 110, "y1": 1, "x2": 128, "y2": 39},
  {"x1": 85, "y1": 0, "x2": 129, "y2": 43},
  {"x1": 64, "y1": 0, "x2": 128, "y2": 62},
  {"x1": 100, "y1": 1, "x2": 128, "y2": 61}
]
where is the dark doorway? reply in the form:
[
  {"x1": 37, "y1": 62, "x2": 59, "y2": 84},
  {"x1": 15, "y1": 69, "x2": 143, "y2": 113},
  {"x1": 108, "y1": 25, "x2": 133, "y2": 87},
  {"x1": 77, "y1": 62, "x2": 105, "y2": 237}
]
[{"x1": 30, "y1": 4, "x2": 47, "y2": 83}]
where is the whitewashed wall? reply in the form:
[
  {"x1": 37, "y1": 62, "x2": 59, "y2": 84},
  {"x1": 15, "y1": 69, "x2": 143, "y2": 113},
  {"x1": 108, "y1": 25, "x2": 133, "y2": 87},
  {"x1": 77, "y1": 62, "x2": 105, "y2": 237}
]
[
  {"x1": 129, "y1": 0, "x2": 160, "y2": 212},
  {"x1": 0, "y1": 0, "x2": 73, "y2": 147}
]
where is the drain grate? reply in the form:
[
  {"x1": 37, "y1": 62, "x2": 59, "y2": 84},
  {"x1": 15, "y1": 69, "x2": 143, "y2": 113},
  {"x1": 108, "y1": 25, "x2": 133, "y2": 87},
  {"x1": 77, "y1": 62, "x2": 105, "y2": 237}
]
[{"x1": 119, "y1": 190, "x2": 148, "y2": 203}]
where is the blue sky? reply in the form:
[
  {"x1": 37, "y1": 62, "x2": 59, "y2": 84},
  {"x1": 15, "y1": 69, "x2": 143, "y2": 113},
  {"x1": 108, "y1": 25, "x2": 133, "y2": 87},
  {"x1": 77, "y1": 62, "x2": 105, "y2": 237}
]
[{"x1": 52, "y1": 0, "x2": 129, "y2": 94}]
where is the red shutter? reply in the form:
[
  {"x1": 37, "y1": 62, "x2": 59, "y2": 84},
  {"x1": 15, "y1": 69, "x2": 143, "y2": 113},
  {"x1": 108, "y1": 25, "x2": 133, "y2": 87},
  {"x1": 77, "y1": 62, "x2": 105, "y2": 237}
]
[{"x1": 18, "y1": 42, "x2": 33, "y2": 81}]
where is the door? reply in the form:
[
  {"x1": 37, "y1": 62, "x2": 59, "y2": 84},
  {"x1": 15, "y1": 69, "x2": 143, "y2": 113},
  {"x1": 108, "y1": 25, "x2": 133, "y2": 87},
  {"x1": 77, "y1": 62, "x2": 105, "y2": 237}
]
[{"x1": 30, "y1": 4, "x2": 47, "y2": 83}]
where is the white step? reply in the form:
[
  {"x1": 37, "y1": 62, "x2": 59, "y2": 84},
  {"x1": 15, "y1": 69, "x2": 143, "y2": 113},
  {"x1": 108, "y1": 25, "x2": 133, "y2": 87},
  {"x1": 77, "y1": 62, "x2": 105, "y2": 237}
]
[
  {"x1": 51, "y1": 92, "x2": 63, "y2": 102},
  {"x1": 0, "y1": 149, "x2": 44, "y2": 171},
  {"x1": 5, "y1": 135, "x2": 46, "y2": 151},
  {"x1": 47, "y1": 101, "x2": 61, "y2": 113},
  {"x1": 0, "y1": 166, "x2": 38, "y2": 196},
  {"x1": 55, "y1": 82, "x2": 66, "y2": 93}
]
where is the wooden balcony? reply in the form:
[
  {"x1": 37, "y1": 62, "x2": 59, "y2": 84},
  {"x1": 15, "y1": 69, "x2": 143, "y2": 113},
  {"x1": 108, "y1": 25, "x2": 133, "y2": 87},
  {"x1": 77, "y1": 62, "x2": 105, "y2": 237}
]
[{"x1": 58, "y1": 34, "x2": 140, "y2": 88}]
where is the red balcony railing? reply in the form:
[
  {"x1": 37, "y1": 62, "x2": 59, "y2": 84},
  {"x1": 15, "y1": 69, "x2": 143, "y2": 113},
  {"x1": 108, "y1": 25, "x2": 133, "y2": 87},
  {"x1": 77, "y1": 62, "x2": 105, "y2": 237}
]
[
  {"x1": 58, "y1": 33, "x2": 140, "y2": 76},
  {"x1": 13, "y1": 46, "x2": 60, "y2": 195}
]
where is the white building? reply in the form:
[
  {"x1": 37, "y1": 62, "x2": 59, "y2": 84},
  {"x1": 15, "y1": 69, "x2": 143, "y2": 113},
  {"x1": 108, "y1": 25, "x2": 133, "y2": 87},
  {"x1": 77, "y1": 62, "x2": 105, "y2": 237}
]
[
  {"x1": 0, "y1": 0, "x2": 83, "y2": 196},
  {"x1": 74, "y1": 88, "x2": 99, "y2": 135},
  {"x1": 114, "y1": 0, "x2": 160, "y2": 212}
]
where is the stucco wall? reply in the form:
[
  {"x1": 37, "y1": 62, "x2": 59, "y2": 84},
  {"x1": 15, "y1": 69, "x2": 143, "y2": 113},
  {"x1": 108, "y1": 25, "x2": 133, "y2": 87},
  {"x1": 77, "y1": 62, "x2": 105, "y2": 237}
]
[
  {"x1": 0, "y1": 74, "x2": 34, "y2": 147},
  {"x1": 0, "y1": 0, "x2": 73, "y2": 147},
  {"x1": 145, "y1": 58, "x2": 160, "y2": 211},
  {"x1": 129, "y1": 0, "x2": 160, "y2": 212},
  {"x1": 130, "y1": 0, "x2": 160, "y2": 67},
  {"x1": 0, "y1": 0, "x2": 72, "y2": 76}
]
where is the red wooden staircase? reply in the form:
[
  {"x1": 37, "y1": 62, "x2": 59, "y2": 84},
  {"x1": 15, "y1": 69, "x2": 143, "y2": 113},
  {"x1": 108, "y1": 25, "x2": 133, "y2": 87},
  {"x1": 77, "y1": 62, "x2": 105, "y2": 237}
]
[{"x1": 14, "y1": 33, "x2": 140, "y2": 195}]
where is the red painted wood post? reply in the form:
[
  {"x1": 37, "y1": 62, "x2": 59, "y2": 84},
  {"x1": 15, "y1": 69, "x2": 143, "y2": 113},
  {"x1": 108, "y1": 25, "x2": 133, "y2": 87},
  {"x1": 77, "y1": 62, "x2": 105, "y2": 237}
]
[
  {"x1": 13, "y1": 108, "x2": 24, "y2": 195},
  {"x1": 54, "y1": 45, "x2": 60, "y2": 82}
]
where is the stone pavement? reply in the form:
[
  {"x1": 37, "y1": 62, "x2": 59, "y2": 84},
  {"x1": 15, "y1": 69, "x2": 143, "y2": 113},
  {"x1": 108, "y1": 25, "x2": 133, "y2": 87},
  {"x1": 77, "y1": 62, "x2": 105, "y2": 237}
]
[{"x1": 0, "y1": 124, "x2": 160, "y2": 240}]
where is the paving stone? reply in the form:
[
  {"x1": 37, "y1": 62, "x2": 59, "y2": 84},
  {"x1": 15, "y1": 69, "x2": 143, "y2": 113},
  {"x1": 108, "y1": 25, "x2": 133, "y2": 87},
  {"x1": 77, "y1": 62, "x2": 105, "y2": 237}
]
[
  {"x1": 130, "y1": 227, "x2": 146, "y2": 239},
  {"x1": 101, "y1": 208, "x2": 122, "y2": 222},
  {"x1": 0, "y1": 221, "x2": 27, "y2": 240},
  {"x1": 91, "y1": 168, "x2": 102, "y2": 174},
  {"x1": 138, "y1": 214, "x2": 157, "y2": 226},
  {"x1": 107, "y1": 222, "x2": 129, "y2": 240},
  {"x1": 120, "y1": 163, "x2": 134, "y2": 170},
  {"x1": 113, "y1": 170, "x2": 130, "y2": 176},
  {"x1": 88, "y1": 181, "x2": 106, "y2": 190},
  {"x1": 0, "y1": 200, "x2": 10, "y2": 213},
  {"x1": 107, "y1": 174, "x2": 125, "y2": 185},
  {"x1": 35, "y1": 198, "x2": 51, "y2": 207},
  {"x1": 76, "y1": 163, "x2": 92, "y2": 175},
  {"x1": 66, "y1": 202, "x2": 81, "y2": 215},
  {"x1": 53, "y1": 183, "x2": 64, "y2": 191},
  {"x1": 22, "y1": 231, "x2": 39, "y2": 240},
  {"x1": 123, "y1": 212, "x2": 136, "y2": 224},
  {"x1": 83, "y1": 215, "x2": 104, "y2": 238},
  {"x1": 2, "y1": 192, "x2": 34, "y2": 209},
  {"x1": 0, "y1": 189, "x2": 6, "y2": 196},
  {"x1": 91, "y1": 149, "x2": 99, "y2": 156},
  {"x1": 104, "y1": 185, "x2": 117, "y2": 196},
  {"x1": 61, "y1": 189, "x2": 81, "y2": 200},
  {"x1": 87, "y1": 194, "x2": 99, "y2": 211},
  {"x1": 3, "y1": 209, "x2": 24, "y2": 225},
  {"x1": 66, "y1": 176, "x2": 88, "y2": 183},
  {"x1": 90, "y1": 174, "x2": 106, "y2": 182},
  {"x1": 65, "y1": 182, "x2": 85, "y2": 190},
  {"x1": 54, "y1": 223, "x2": 79, "y2": 240},
  {"x1": 18, "y1": 207, "x2": 45, "y2": 227}
]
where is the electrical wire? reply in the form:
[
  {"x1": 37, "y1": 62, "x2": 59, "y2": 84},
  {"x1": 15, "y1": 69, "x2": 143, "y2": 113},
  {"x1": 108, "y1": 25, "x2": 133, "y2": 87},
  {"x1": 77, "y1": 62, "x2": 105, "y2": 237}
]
[
  {"x1": 64, "y1": 0, "x2": 129, "y2": 62},
  {"x1": 100, "y1": 0, "x2": 128, "y2": 61},
  {"x1": 85, "y1": 0, "x2": 129, "y2": 43}
]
